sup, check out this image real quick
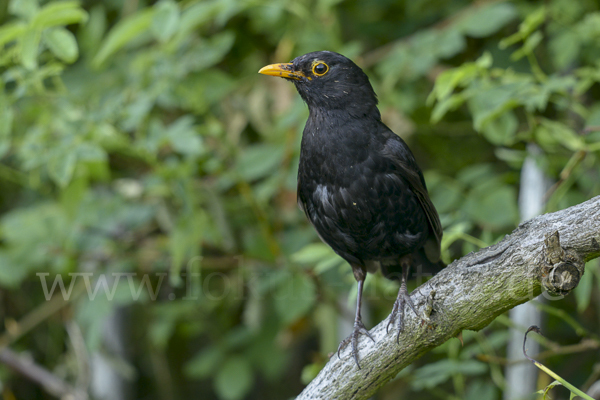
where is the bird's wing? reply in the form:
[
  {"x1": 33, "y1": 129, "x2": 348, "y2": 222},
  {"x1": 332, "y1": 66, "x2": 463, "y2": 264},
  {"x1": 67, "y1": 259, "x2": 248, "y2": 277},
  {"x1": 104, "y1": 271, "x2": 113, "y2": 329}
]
[{"x1": 381, "y1": 135, "x2": 443, "y2": 263}]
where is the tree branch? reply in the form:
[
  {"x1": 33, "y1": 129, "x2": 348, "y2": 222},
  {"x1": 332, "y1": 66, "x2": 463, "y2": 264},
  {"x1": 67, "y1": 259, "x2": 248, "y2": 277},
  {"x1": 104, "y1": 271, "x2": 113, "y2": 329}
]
[
  {"x1": 0, "y1": 347, "x2": 88, "y2": 400},
  {"x1": 296, "y1": 196, "x2": 600, "y2": 400}
]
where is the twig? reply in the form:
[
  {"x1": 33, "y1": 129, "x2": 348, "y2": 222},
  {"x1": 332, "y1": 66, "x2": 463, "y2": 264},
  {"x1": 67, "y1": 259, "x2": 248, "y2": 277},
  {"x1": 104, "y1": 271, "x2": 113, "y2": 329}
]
[
  {"x1": 523, "y1": 326, "x2": 595, "y2": 400},
  {"x1": 479, "y1": 338, "x2": 600, "y2": 365},
  {"x1": 581, "y1": 126, "x2": 600, "y2": 134},
  {"x1": 0, "y1": 280, "x2": 86, "y2": 349},
  {"x1": 533, "y1": 300, "x2": 600, "y2": 341},
  {"x1": 543, "y1": 150, "x2": 587, "y2": 203},
  {"x1": 0, "y1": 347, "x2": 88, "y2": 400},
  {"x1": 66, "y1": 322, "x2": 91, "y2": 394}
]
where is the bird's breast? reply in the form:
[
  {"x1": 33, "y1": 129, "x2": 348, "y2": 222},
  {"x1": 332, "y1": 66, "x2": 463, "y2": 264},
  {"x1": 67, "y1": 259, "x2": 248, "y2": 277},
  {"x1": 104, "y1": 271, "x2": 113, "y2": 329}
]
[
  {"x1": 296, "y1": 113, "x2": 429, "y2": 261},
  {"x1": 298, "y1": 162, "x2": 428, "y2": 261}
]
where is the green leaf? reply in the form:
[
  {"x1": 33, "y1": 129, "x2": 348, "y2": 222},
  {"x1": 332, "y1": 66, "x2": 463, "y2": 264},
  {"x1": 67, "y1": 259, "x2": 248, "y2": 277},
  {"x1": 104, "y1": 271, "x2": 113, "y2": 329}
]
[
  {"x1": 511, "y1": 30, "x2": 543, "y2": 61},
  {"x1": 0, "y1": 22, "x2": 27, "y2": 47},
  {"x1": 75, "y1": 143, "x2": 107, "y2": 162},
  {"x1": 20, "y1": 28, "x2": 41, "y2": 70},
  {"x1": 291, "y1": 243, "x2": 335, "y2": 265},
  {"x1": 468, "y1": 84, "x2": 521, "y2": 135},
  {"x1": 461, "y1": 330, "x2": 510, "y2": 359},
  {"x1": 435, "y1": 28, "x2": 466, "y2": 59},
  {"x1": 479, "y1": 110, "x2": 518, "y2": 145},
  {"x1": 314, "y1": 256, "x2": 345, "y2": 275},
  {"x1": 549, "y1": 31, "x2": 580, "y2": 70},
  {"x1": 152, "y1": 0, "x2": 180, "y2": 42},
  {"x1": 195, "y1": 31, "x2": 236, "y2": 71},
  {"x1": 214, "y1": 356, "x2": 253, "y2": 400},
  {"x1": 426, "y1": 172, "x2": 463, "y2": 214},
  {"x1": 500, "y1": 6, "x2": 546, "y2": 48},
  {"x1": 428, "y1": 67, "x2": 470, "y2": 102},
  {"x1": 236, "y1": 143, "x2": 285, "y2": 182},
  {"x1": 465, "y1": 380, "x2": 497, "y2": 400},
  {"x1": 185, "y1": 347, "x2": 224, "y2": 378},
  {"x1": 169, "y1": 213, "x2": 204, "y2": 276},
  {"x1": 1, "y1": 203, "x2": 67, "y2": 245},
  {"x1": 177, "y1": 70, "x2": 236, "y2": 113},
  {"x1": 92, "y1": 8, "x2": 155, "y2": 67},
  {"x1": 0, "y1": 252, "x2": 29, "y2": 287},
  {"x1": 48, "y1": 151, "x2": 77, "y2": 187},
  {"x1": 430, "y1": 94, "x2": 467, "y2": 123},
  {"x1": 166, "y1": 116, "x2": 203, "y2": 156},
  {"x1": 291, "y1": 242, "x2": 344, "y2": 274},
  {"x1": 427, "y1": 54, "x2": 489, "y2": 106},
  {"x1": 458, "y1": 3, "x2": 517, "y2": 38},
  {"x1": 274, "y1": 273, "x2": 316, "y2": 324},
  {"x1": 43, "y1": 27, "x2": 78, "y2": 63},
  {"x1": 412, "y1": 359, "x2": 487, "y2": 390},
  {"x1": 32, "y1": 1, "x2": 88, "y2": 29},
  {"x1": 9, "y1": 0, "x2": 39, "y2": 20},
  {"x1": 476, "y1": 52, "x2": 493, "y2": 69},
  {"x1": 175, "y1": 0, "x2": 228, "y2": 40},
  {"x1": 0, "y1": 97, "x2": 14, "y2": 159},
  {"x1": 457, "y1": 164, "x2": 495, "y2": 186},
  {"x1": 584, "y1": 103, "x2": 600, "y2": 128},
  {"x1": 538, "y1": 119, "x2": 585, "y2": 151},
  {"x1": 519, "y1": 6, "x2": 546, "y2": 37},
  {"x1": 78, "y1": 5, "x2": 107, "y2": 56},
  {"x1": 463, "y1": 182, "x2": 519, "y2": 229}
]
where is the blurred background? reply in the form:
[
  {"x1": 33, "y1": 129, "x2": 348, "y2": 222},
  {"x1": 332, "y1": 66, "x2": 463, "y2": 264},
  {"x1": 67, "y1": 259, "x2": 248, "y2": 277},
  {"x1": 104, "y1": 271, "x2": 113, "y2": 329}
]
[{"x1": 0, "y1": 0, "x2": 599, "y2": 399}]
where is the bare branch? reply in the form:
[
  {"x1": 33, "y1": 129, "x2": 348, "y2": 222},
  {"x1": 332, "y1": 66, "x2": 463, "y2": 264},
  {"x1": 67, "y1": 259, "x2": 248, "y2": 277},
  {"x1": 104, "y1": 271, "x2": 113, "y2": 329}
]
[
  {"x1": 477, "y1": 338, "x2": 600, "y2": 365},
  {"x1": 296, "y1": 196, "x2": 600, "y2": 400},
  {"x1": 0, "y1": 347, "x2": 88, "y2": 400}
]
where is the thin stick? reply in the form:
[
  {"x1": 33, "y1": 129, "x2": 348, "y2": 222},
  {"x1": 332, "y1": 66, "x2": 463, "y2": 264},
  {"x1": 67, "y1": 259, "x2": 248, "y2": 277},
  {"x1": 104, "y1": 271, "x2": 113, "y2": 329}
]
[
  {"x1": 523, "y1": 326, "x2": 595, "y2": 400},
  {"x1": 0, "y1": 347, "x2": 88, "y2": 400}
]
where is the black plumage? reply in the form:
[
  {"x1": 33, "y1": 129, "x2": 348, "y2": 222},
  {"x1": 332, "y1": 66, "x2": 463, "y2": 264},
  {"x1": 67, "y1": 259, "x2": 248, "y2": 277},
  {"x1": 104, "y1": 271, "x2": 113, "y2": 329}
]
[{"x1": 259, "y1": 51, "x2": 444, "y2": 367}]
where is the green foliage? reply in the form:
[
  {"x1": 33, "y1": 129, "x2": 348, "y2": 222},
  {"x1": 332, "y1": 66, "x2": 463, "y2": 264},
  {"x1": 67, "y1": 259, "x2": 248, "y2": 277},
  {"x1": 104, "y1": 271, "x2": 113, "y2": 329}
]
[
  {"x1": 214, "y1": 356, "x2": 254, "y2": 400},
  {"x1": 0, "y1": 0, "x2": 599, "y2": 399}
]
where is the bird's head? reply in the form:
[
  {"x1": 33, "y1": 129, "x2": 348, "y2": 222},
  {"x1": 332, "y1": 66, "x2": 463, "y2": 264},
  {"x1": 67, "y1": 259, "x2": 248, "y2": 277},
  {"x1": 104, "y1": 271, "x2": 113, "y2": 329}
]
[{"x1": 259, "y1": 51, "x2": 379, "y2": 118}]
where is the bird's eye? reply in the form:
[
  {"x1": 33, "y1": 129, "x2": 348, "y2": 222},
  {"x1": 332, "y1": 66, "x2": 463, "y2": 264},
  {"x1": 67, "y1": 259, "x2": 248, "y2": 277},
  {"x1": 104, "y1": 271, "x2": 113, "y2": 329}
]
[{"x1": 312, "y1": 62, "x2": 329, "y2": 76}]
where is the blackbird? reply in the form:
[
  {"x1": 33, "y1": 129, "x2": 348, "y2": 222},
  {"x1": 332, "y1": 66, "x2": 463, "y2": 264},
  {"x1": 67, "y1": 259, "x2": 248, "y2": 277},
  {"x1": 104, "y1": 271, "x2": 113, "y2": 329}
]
[{"x1": 259, "y1": 51, "x2": 443, "y2": 367}]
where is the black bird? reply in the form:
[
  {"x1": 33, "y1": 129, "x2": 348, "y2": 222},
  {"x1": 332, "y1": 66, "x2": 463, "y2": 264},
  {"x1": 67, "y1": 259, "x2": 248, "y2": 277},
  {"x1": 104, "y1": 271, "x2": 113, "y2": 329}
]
[{"x1": 259, "y1": 51, "x2": 443, "y2": 367}]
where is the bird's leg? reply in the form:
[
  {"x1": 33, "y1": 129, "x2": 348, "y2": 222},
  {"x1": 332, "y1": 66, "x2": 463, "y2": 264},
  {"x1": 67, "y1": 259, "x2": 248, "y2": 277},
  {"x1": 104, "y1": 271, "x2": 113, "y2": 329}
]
[
  {"x1": 386, "y1": 256, "x2": 422, "y2": 343},
  {"x1": 337, "y1": 270, "x2": 375, "y2": 368}
]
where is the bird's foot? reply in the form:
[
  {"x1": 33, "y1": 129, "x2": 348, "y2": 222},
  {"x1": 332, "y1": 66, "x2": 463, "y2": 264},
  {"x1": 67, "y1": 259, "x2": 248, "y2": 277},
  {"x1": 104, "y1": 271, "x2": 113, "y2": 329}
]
[
  {"x1": 386, "y1": 295, "x2": 405, "y2": 343},
  {"x1": 386, "y1": 287, "x2": 423, "y2": 343},
  {"x1": 337, "y1": 320, "x2": 375, "y2": 368}
]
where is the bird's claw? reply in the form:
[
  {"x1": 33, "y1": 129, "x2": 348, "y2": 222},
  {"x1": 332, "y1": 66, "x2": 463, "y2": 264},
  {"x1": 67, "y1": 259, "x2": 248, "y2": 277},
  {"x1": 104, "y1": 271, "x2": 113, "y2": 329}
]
[
  {"x1": 337, "y1": 320, "x2": 375, "y2": 369},
  {"x1": 387, "y1": 296, "x2": 406, "y2": 344},
  {"x1": 386, "y1": 298, "x2": 402, "y2": 334},
  {"x1": 387, "y1": 289, "x2": 425, "y2": 343}
]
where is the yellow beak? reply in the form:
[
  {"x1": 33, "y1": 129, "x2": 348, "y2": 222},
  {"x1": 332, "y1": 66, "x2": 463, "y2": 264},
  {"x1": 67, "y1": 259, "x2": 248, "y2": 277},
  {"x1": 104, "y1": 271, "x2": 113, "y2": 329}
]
[{"x1": 258, "y1": 63, "x2": 309, "y2": 80}]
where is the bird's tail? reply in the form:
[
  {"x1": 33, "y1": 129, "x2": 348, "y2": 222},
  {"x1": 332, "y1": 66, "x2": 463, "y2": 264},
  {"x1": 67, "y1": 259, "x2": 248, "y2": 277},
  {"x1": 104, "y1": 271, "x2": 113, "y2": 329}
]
[
  {"x1": 412, "y1": 248, "x2": 446, "y2": 276},
  {"x1": 379, "y1": 248, "x2": 446, "y2": 281}
]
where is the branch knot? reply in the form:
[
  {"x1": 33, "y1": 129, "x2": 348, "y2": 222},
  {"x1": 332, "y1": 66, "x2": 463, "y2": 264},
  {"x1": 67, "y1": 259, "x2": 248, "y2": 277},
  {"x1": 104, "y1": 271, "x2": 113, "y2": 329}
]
[{"x1": 541, "y1": 231, "x2": 584, "y2": 296}]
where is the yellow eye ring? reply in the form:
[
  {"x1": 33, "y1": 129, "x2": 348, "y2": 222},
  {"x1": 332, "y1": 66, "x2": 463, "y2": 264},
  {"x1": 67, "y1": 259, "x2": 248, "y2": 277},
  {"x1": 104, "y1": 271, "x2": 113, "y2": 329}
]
[{"x1": 312, "y1": 62, "x2": 329, "y2": 76}]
